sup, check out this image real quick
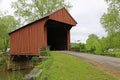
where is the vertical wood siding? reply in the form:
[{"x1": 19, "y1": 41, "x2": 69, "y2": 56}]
[
  {"x1": 10, "y1": 19, "x2": 47, "y2": 56},
  {"x1": 49, "y1": 8, "x2": 77, "y2": 26},
  {"x1": 67, "y1": 30, "x2": 70, "y2": 50}
]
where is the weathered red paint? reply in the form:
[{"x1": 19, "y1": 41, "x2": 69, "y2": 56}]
[
  {"x1": 49, "y1": 8, "x2": 77, "y2": 26},
  {"x1": 9, "y1": 8, "x2": 77, "y2": 56},
  {"x1": 67, "y1": 30, "x2": 70, "y2": 50}
]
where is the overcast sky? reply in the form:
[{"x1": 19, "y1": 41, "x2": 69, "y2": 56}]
[{"x1": 0, "y1": 0, "x2": 108, "y2": 43}]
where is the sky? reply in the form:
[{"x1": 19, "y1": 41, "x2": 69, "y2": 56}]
[{"x1": 0, "y1": 0, "x2": 108, "y2": 43}]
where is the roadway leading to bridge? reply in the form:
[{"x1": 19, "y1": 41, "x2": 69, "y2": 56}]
[{"x1": 61, "y1": 51, "x2": 120, "y2": 79}]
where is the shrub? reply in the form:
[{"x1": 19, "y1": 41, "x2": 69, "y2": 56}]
[
  {"x1": 114, "y1": 52, "x2": 120, "y2": 57},
  {"x1": 31, "y1": 56, "x2": 39, "y2": 63},
  {"x1": 40, "y1": 46, "x2": 50, "y2": 56},
  {"x1": 0, "y1": 58, "x2": 5, "y2": 65}
]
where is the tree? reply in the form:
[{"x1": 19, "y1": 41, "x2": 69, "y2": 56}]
[
  {"x1": 79, "y1": 43, "x2": 85, "y2": 51},
  {"x1": 0, "y1": 15, "x2": 20, "y2": 52},
  {"x1": 100, "y1": 37, "x2": 110, "y2": 51},
  {"x1": 85, "y1": 34, "x2": 99, "y2": 52},
  {"x1": 93, "y1": 40, "x2": 103, "y2": 54},
  {"x1": 11, "y1": 0, "x2": 72, "y2": 25},
  {"x1": 85, "y1": 34, "x2": 105, "y2": 54},
  {"x1": 108, "y1": 32, "x2": 120, "y2": 48},
  {"x1": 100, "y1": 0, "x2": 120, "y2": 35},
  {"x1": 100, "y1": 0, "x2": 120, "y2": 54}
]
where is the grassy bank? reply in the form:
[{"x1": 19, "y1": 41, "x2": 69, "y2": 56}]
[{"x1": 39, "y1": 52, "x2": 117, "y2": 80}]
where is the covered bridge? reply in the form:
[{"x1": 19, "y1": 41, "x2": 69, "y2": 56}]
[{"x1": 9, "y1": 8, "x2": 77, "y2": 56}]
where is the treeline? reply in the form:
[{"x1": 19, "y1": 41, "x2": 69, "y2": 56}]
[{"x1": 71, "y1": 32, "x2": 120, "y2": 57}]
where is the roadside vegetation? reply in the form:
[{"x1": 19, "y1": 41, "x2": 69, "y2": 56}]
[
  {"x1": 71, "y1": 33, "x2": 120, "y2": 58},
  {"x1": 38, "y1": 52, "x2": 117, "y2": 80}
]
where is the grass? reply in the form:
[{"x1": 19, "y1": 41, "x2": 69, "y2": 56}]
[
  {"x1": 9, "y1": 72, "x2": 23, "y2": 80},
  {"x1": 39, "y1": 52, "x2": 117, "y2": 80}
]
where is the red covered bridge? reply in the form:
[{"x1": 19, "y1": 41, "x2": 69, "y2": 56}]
[{"x1": 9, "y1": 8, "x2": 77, "y2": 56}]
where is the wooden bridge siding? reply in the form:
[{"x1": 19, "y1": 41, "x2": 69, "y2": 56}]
[
  {"x1": 67, "y1": 30, "x2": 70, "y2": 50},
  {"x1": 49, "y1": 8, "x2": 77, "y2": 26},
  {"x1": 10, "y1": 19, "x2": 47, "y2": 56}
]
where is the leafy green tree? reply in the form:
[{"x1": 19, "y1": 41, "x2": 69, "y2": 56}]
[
  {"x1": 100, "y1": 37, "x2": 110, "y2": 51},
  {"x1": 101, "y1": 0, "x2": 120, "y2": 35},
  {"x1": 94, "y1": 40, "x2": 103, "y2": 54},
  {"x1": 85, "y1": 34, "x2": 105, "y2": 54},
  {"x1": 79, "y1": 43, "x2": 85, "y2": 51},
  {"x1": 100, "y1": 0, "x2": 120, "y2": 55},
  {"x1": 11, "y1": 0, "x2": 72, "y2": 25},
  {"x1": 86, "y1": 34, "x2": 99, "y2": 52},
  {"x1": 0, "y1": 15, "x2": 20, "y2": 52},
  {"x1": 109, "y1": 32, "x2": 120, "y2": 48}
]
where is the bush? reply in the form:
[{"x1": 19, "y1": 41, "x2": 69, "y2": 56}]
[
  {"x1": 40, "y1": 47, "x2": 50, "y2": 56},
  {"x1": 114, "y1": 52, "x2": 120, "y2": 57},
  {"x1": 0, "y1": 58, "x2": 5, "y2": 65},
  {"x1": 0, "y1": 50, "x2": 3, "y2": 54},
  {"x1": 100, "y1": 49, "x2": 120, "y2": 58},
  {"x1": 31, "y1": 56, "x2": 39, "y2": 63}
]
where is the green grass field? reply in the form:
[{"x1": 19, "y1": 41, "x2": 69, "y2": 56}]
[{"x1": 39, "y1": 52, "x2": 117, "y2": 80}]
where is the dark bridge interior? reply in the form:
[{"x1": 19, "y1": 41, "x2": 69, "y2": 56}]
[{"x1": 46, "y1": 20, "x2": 71, "y2": 50}]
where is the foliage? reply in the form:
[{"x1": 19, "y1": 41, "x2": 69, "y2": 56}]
[
  {"x1": 84, "y1": 33, "x2": 120, "y2": 57},
  {"x1": 31, "y1": 56, "x2": 39, "y2": 63},
  {"x1": 0, "y1": 51, "x2": 2, "y2": 54},
  {"x1": 99, "y1": 0, "x2": 120, "y2": 57},
  {"x1": 44, "y1": 47, "x2": 50, "y2": 56},
  {"x1": 101, "y1": 0, "x2": 120, "y2": 35},
  {"x1": 85, "y1": 34, "x2": 100, "y2": 53},
  {"x1": 71, "y1": 43, "x2": 80, "y2": 52},
  {"x1": 11, "y1": 0, "x2": 72, "y2": 25},
  {"x1": 109, "y1": 32, "x2": 120, "y2": 48},
  {"x1": 79, "y1": 43, "x2": 85, "y2": 50},
  {"x1": 39, "y1": 52, "x2": 117, "y2": 80},
  {"x1": 101, "y1": 49, "x2": 120, "y2": 57},
  {"x1": 9, "y1": 72, "x2": 23, "y2": 80},
  {"x1": 40, "y1": 46, "x2": 50, "y2": 56},
  {"x1": 36, "y1": 52, "x2": 53, "y2": 80},
  {"x1": 71, "y1": 43, "x2": 85, "y2": 52},
  {"x1": 38, "y1": 52, "x2": 53, "y2": 69},
  {"x1": 0, "y1": 58, "x2": 5, "y2": 65},
  {"x1": 0, "y1": 14, "x2": 20, "y2": 52}
]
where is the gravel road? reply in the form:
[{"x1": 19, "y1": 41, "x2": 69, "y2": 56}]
[{"x1": 61, "y1": 51, "x2": 120, "y2": 79}]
